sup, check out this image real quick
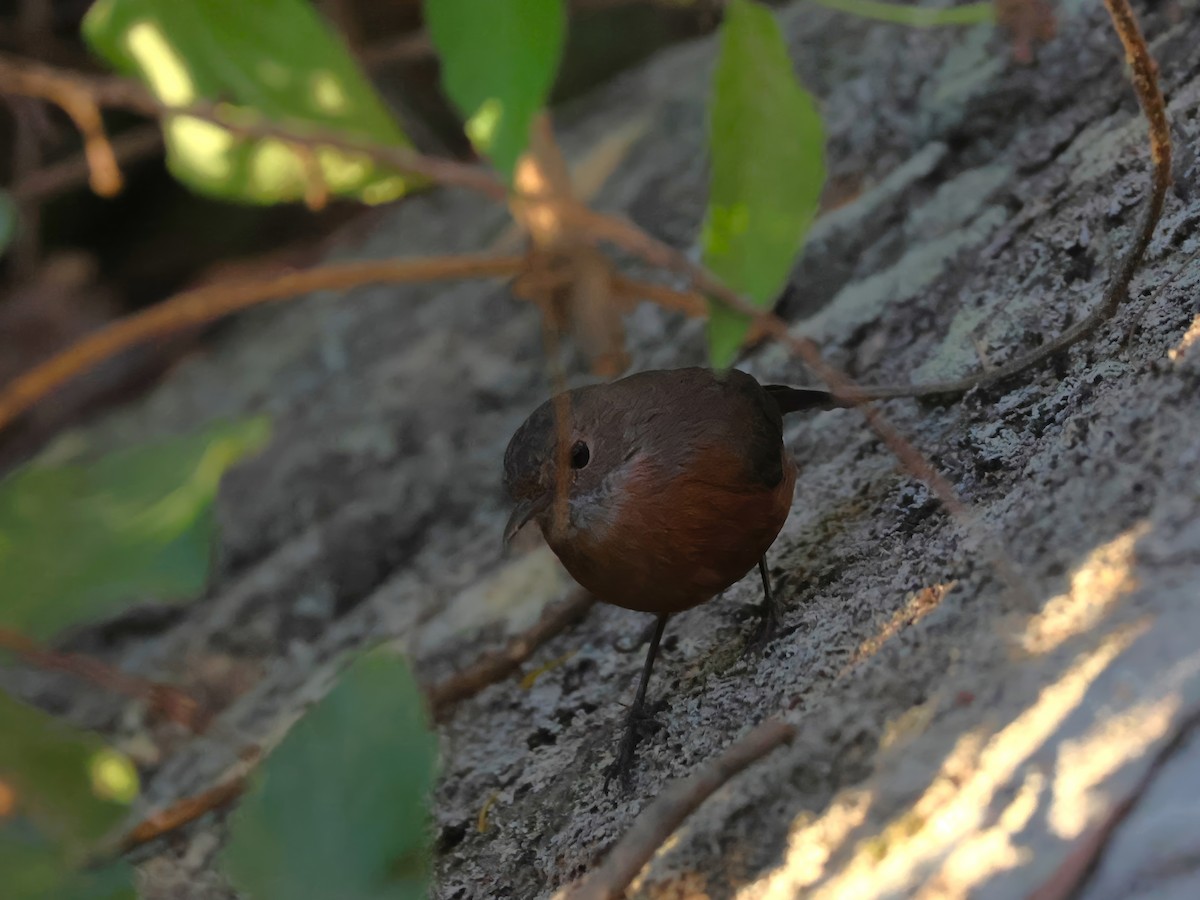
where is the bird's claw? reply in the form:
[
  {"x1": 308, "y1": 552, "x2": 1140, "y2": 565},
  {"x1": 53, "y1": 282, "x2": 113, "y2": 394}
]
[
  {"x1": 742, "y1": 601, "x2": 778, "y2": 657},
  {"x1": 602, "y1": 703, "x2": 664, "y2": 792}
]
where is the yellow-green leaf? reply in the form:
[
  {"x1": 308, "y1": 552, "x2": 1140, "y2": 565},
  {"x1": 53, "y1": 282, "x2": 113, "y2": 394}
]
[
  {"x1": 83, "y1": 0, "x2": 417, "y2": 205},
  {"x1": 702, "y1": 0, "x2": 825, "y2": 366},
  {"x1": 0, "y1": 692, "x2": 138, "y2": 855},
  {"x1": 0, "y1": 820, "x2": 135, "y2": 900},
  {"x1": 425, "y1": 0, "x2": 565, "y2": 181},
  {"x1": 0, "y1": 418, "x2": 269, "y2": 639}
]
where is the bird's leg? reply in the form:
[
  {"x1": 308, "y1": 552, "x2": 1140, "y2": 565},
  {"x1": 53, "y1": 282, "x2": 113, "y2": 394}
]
[
  {"x1": 746, "y1": 556, "x2": 779, "y2": 653},
  {"x1": 613, "y1": 616, "x2": 662, "y2": 653},
  {"x1": 604, "y1": 613, "x2": 669, "y2": 791}
]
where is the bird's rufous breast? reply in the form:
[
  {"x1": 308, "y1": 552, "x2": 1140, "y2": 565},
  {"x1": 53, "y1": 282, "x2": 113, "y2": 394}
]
[{"x1": 546, "y1": 445, "x2": 797, "y2": 614}]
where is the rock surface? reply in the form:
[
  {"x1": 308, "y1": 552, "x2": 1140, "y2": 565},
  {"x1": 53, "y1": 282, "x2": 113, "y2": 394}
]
[{"x1": 17, "y1": 2, "x2": 1200, "y2": 898}]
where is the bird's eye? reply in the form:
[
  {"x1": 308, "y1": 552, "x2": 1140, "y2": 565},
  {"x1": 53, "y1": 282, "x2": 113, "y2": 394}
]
[{"x1": 570, "y1": 440, "x2": 590, "y2": 469}]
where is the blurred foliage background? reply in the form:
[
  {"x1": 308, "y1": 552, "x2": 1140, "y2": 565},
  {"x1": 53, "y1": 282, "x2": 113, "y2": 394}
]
[{"x1": 0, "y1": 0, "x2": 724, "y2": 469}]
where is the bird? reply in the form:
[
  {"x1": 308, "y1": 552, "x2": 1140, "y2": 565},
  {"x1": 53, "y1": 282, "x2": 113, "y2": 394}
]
[{"x1": 502, "y1": 366, "x2": 848, "y2": 786}]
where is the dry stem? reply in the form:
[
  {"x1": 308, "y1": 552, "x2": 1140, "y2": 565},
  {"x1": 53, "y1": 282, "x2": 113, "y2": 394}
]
[
  {"x1": 113, "y1": 589, "x2": 595, "y2": 852},
  {"x1": 0, "y1": 255, "x2": 525, "y2": 432},
  {"x1": 1028, "y1": 701, "x2": 1200, "y2": 900},
  {"x1": 0, "y1": 53, "x2": 506, "y2": 202},
  {"x1": 429, "y1": 590, "x2": 596, "y2": 721},
  {"x1": 0, "y1": 628, "x2": 204, "y2": 730},
  {"x1": 563, "y1": 719, "x2": 796, "y2": 900}
]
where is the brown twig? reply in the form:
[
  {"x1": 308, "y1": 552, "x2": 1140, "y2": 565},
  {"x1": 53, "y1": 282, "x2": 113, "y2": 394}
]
[
  {"x1": 556, "y1": 0, "x2": 1170, "y2": 592},
  {"x1": 7, "y1": 61, "x2": 124, "y2": 198},
  {"x1": 554, "y1": 0, "x2": 1169, "y2": 411},
  {"x1": 10, "y1": 124, "x2": 163, "y2": 204},
  {"x1": 0, "y1": 254, "x2": 526, "y2": 433},
  {"x1": 54, "y1": 91, "x2": 121, "y2": 197},
  {"x1": 112, "y1": 589, "x2": 596, "y2": 853},
  {"x1": 851, "y1": 0, "x2": 1169, "y2": 401},
  {"x1": 0, "y1": 0, "x2": 1169, "y2": 407},
  {"x1": 0, "y1": 628, "x2": 204, "y2": 730},
  {"x1": 427, "y1": 589, "x2": 596, "y2": 722},
  {"x1": 1027, "y1": 701, "x2": 1200, "y2": 900},
  {"x1": 0, "y1": 53, "x2": 507, "y2": 203},
  {"x1": 563, "y1": 719, "x2": 796, "y2": 900},
  {"x1": 563, "y1": 200, "x2": 1030, "y2": 601},
  {"x1": 609, "y1": 274, "x2": 706, "y2": 318},
  {"x1": 112, "y1": 762, "x2": 255, "y2": 856},
  {"x1": 291, "y1": 142, "x2": 331, "y2": 212},
  {"x1": 111, "y1": 748, "x2": 260, "y2": 854}
]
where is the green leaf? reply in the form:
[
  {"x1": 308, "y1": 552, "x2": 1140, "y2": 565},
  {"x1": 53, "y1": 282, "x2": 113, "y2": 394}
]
[
  {"x1": 701, "y1": 0, "x2": 826, "y2": 366},
  {"x1": 0, "y1": 691, "x2": 138, "y2": 855},
  {"x1": 0, "y1": 820, "x2": 135, "y2": 900},
  {"x1": 222, "y1": 650, "x2": 437, "y2": 900},
  {"x1": 82, "y1": 0, "x2": 418, "y2": 205},
  {"x1": 426, "y1": 0, "x2": 565, "y2": 181},
  {"x1": 0, "y1": 417, "x2": 270, "y2": 639},
  {"x1": 0, "y1": 819, "x2": 135, "y2": 900},
  {"x1": 0, "y1": 190, "x2": 17, "y2": 256}
]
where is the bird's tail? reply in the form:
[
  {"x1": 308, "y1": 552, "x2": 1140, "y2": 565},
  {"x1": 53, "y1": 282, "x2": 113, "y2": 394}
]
[{"x1": 762, "y1": 383, "x2": 851, "y2": 415}]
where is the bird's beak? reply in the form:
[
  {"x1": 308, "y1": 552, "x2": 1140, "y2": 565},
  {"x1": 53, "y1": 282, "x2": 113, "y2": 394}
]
[{"x1": 502, "y1": 493, "x2": 551, "y2": 550}]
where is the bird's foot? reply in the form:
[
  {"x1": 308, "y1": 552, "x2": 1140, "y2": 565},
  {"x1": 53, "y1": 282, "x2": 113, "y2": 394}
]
[
  {"x1": 602, "y1": 700, "x2": 665, "y2": 792},
  {"x1": 742, "y1": 599, "x2": 779, "y2": 657}
]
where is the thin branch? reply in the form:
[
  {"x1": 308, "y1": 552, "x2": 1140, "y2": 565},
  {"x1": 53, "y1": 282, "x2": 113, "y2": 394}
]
[
  {"x1": 563, "y1": 719, "x2": 796, "y2": 900},
  {"x1": 0, "y1": 53, "x2": 507, "y2": 203},
  {"x1": 113, "y1": 589, "x2": 595, "y2": 853},
  {"x1": 553, "y1": 0, "x2": 1169, "y2": 596},
  {"x1": 610, "y1": 274, "x2": 706, "y2": 318},
  {"x1": 0, "y1": 255, "x2": 526, "y2": 433},
  {"x1": 562, "y1": 200, "x2": 1033, "y2": 603},
  {"x1": 10, "y1": 124, "x2": 163, "y2": 204},
  {"x1": 553, "y1": 0, "x2": 1168, "y2": 412},
  {"x1": 844, "y1": 0, "x2": 1170, "y2": 401},
  {"x1": 0, "y1": 628, "x2": 205, "y2": 730},
  {"x1": 291, "y1": 141, "x2": 331, "y2": 212},
  {"x1": 53, "y1": 87, "x2": 121, "y2": 197},
  {"x1": 8, "y1": 61, "x2": 125, "y2": 197},
  {"x1": 427, "y1": 589, "x2": 596, "y2": 722},
  {"x1": 116, "y1": 774, "x2": 247, "y2": 855},
  {"x1": 1027, "y1": 700, "x2": 1200, "y2": 900},
  {"x1": 107, "y1": 750, "x2": 260, "y2": 858}
]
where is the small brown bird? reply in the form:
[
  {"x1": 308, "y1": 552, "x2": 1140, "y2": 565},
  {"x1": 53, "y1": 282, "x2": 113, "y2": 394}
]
[{"x1": 503, "y1": 367, "x2": 846, "y2": 785}]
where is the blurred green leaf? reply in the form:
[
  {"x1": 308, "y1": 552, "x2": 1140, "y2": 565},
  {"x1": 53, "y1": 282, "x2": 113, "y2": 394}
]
[
  {"x1": 0, "y1": 820, "x2": 135, "y2": 900},
  {"x1": 82, "y1": 0, "x2": 417, "y2": 205},
  {"x1": 0, "y1": 190, "x2": 16, "y2": 256},
  {"x1": 0, "y1": 691, "x2": 137, "y2": 855},
  {"x1": 0, "y1": 417, "x2": 270, "y2": 639},
  {"x1": 222, "y1": 650, "x2": 437, "y2": 900},
  {"x1": 701, "y1": 0, "x2": 825, "y2": 366},
  {"x1": 426, "y1": 0, "x2": 565, "y2": 181}
]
